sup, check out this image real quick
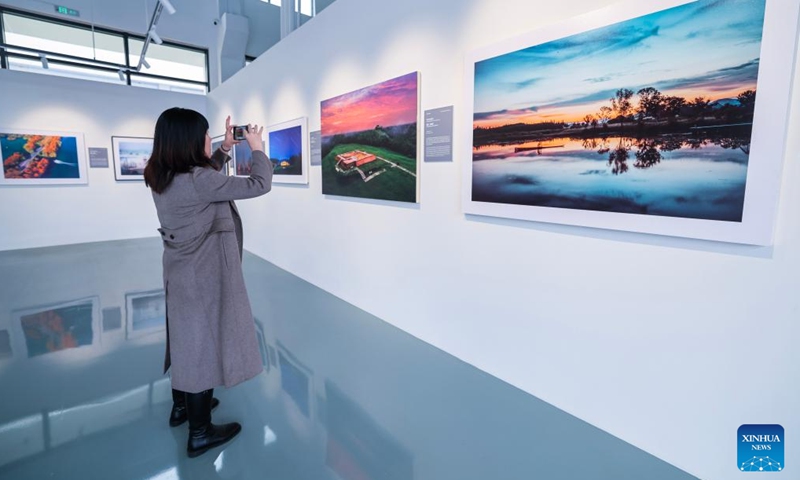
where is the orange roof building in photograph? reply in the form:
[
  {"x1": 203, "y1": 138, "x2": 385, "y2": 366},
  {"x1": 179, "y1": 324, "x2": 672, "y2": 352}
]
[{"x1": 336, "y1": 150, "x2": 377, "y2": 170}]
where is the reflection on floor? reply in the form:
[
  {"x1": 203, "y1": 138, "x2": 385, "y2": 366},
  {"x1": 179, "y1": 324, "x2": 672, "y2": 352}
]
[{"x1": 0, "y1": 239, "x2": 698, "y2": 480}]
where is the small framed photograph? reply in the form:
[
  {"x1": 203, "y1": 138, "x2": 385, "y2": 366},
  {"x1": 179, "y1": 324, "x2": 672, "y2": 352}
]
[
  {"x1": 266, "y1": 117, "x2": 309, "y2": 184},
  {"x1": 0, "y1": 128, "x2": 88, "y2": 185},
  {"x1": 112, "y1": 136, "x2": 153, "y2": 181}
]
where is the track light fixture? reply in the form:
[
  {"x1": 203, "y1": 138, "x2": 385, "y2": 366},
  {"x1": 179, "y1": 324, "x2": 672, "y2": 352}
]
[
  {"x1": 118, "y1": 69, "x2": 126, "y2": 81},
  {"x1": 141, "y1": 58, "x2": 151, "y2": 69},
  {"x1": 149, "y1": 28, "x2": 163, "y2": 45},
  {"x1": 159, "y1": 0, "x2": 176, "y2": 15},
  {"x1": 38, "y1": 53, "x2": 48, "y2": 69}
]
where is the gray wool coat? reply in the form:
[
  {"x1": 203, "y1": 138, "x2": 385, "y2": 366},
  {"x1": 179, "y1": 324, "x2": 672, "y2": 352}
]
[{"x1": 152, "y1": 147, "x2": 273, "y2": 393}]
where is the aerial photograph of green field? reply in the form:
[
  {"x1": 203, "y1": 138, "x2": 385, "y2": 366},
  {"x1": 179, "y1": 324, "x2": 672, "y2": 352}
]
[{"x1": 321, "y1": 72, "x2": 418, "y2": 203}]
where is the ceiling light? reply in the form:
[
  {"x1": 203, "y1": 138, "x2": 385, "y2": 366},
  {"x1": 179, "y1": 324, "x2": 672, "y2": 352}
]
[
  {"x1": 149, "y1": 28, "x2": 163, "y2": 45},
  {"x1": 118, "y1": 69, "x2": 126, "y2": 81},
  {"x1": 141, "y1": 58, "x2": 151, "y2": 69},
  {"x1": 159, "y1": 0, "x2": 176, "y2": 15},
  {"x1": 38, "y1": 54, "x2": 48, "y2": 69}
]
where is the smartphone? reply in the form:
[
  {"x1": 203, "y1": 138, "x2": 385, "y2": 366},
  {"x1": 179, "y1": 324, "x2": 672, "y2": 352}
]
[{"x1": 233, "y1": 125, "x2": 249, "y2": 141}]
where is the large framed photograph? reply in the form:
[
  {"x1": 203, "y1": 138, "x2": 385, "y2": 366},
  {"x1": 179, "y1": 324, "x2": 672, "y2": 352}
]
[
  {"x1": 112, "y1": 136, "x2": 153, "y2": 181},
  {"x1": 463, "y1": 0, "x2": 799, "y2": 245},
  {"x1": 0, "y1": 128, "x2": 87, "y2": 185},
  {"x1": 11, "y1": 297, "x2": 100, "y2": 358},
  {"x1": 321, "y1": 72, "x2": 420, "y2": 203},
  {"x1": 125, "y1": 289, "x2": 166, "y2": 340},
  {"x1": 267, "y1": 117, "x2": 309, "y2": 185}
]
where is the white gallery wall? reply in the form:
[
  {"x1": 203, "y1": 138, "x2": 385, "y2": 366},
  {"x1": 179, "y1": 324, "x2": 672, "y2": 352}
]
[
  {"x1": 207, "y1": 1, "x2": 800, "y2": 480},
  {"x1": 0, "y1": 69, "x2": 205, "y2": 250}
]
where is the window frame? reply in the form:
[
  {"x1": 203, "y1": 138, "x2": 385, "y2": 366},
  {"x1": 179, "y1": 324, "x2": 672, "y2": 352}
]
[{"x1": 0, "y1": 6, "x2": 209, "y2": 93}]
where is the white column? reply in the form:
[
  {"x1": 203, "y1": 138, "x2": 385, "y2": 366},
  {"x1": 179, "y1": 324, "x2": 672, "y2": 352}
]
[
  {"x1": 217, "y1": 13, "x2": 249, "y2": 84},
  {"x1": 280, "y1": 0, "x2": 297, "y2": 39}
]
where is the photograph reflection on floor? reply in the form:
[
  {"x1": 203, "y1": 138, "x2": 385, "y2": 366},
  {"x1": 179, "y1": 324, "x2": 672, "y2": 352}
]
[
  {"x1": 14, "y1": 297, "x2": 99, "y2": 358},
  {"x1": 277, "y1": 342, "x2": 313, "y2": 419},
  {"x1": 254, "y1": 317, "x2": 270, "y2": 372},
  {"x1": 324, "y1": 381, "x2": 413, "y2": 480},
  {"x1": 0, "y1": 330, "x2": 12, "y2": 359},
  {"x1": 126, "y1": 289, "x2": 166, "y2": 339}
]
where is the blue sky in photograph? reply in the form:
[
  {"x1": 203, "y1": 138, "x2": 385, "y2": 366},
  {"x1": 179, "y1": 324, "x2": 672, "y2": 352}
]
[
  {"x1": 474, "y1": 0, "x2": 766, "y2": 126},
  {"x1": 269, "y1": 125, "x2": 302, "y2": 161}
]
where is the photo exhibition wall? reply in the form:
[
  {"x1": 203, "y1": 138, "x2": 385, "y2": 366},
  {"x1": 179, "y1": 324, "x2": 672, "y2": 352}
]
[
  {"x1": 203, "y1": 1, "x2": 800, "y2": 480},
  {"x1": 2, "y1": 1, "x2": 800, "y2": 480},
  {"x1": 0, "y1": 69, "x2": 206, "y2": 250}
]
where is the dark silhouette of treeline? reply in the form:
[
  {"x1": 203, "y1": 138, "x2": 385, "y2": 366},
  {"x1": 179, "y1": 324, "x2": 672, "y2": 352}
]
[
  {"x1": 323, "y1": 123, "x2": 417, "y2": 158},
  {"x1": 591, "y1": 132, "x2": 751, "y2": 176},
  {"x1": 474, "y1": 87, "x2": 756, "y2": 146}
]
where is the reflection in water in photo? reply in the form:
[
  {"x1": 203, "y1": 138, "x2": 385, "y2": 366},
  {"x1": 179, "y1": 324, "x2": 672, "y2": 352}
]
[{"x1": 472, "y1": 133, "x2": 750, "y2": 221}]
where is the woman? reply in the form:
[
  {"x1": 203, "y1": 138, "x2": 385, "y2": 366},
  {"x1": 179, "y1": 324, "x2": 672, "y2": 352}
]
[{"x1": 144, "y1": 108, "x2": 272, "y2": 458}]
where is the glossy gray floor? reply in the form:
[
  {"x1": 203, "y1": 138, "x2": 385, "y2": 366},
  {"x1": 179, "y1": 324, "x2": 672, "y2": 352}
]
[{"x1": 0, "y1": 239, "x2": 697, "y2": 480}]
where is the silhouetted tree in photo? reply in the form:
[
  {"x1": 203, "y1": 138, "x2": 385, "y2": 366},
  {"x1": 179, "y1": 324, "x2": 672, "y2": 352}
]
[
  {"x1": 582, "y1": 138, "x2": 598, "y2": 150},
  {"x1": 718, "y1": 137, "x2": 751, "y2": 155},
  {"x1": 660, "y1": 136, "x2": 684, "y2": 152},
  {"x1": 634, "y1": 139, "x2": 662, "y2": 169},
  {"x1": 689, "y1": 97, "x2": 711, "y2": 121},
  {"x1": 738, "y1": 90, "x2": 757, "y2": 115},
  {"x1": 686, "y1": 136, "x2": 710, "y2": 150},
  {"x1": 593, "y1": 137, "x2": 611, "y2": 154},
  {"x1": 661, "y1": 96, "x2": 687, "y2": 124},
  {"x1": 611, "y1": 89, "x2": 635, "y2": 128},
  {"x1": 637, "y1": 87, "x2": 663, "y2": 120},
  {"x1": 597, "y1": 106, "x2": 613, "y2": 128},
  {"x1": 583, "y1": 114, "x2": 595, "y2": 128},
  {"x1": 608, "y1": 138, "x2": 631, "y2": 175}
]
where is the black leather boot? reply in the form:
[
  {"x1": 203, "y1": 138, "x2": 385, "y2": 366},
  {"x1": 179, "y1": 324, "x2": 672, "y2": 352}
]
[
  {"x1": 170, "y1": 388, "x2": 220, "y2": 427},
  {"x1": 186, "y1": 389, "x2": 241, "y2": 458}
]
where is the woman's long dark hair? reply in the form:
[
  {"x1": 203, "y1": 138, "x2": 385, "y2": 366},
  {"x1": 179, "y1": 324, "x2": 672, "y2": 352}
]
[{"x1": 144, "y1": 107, "x2": 213, "y2": 193}]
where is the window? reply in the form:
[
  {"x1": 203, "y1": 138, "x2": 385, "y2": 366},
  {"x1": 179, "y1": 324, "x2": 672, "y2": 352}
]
[
  {"x1": 296, "y1": 0, "x2": 313, "y2": 16},
  {"x1": 6, "y1": 56, "x2": 125, "y2": 85},
  {"x1": 259, "y1": 0, "x2": 314, "y2": 15},
  {"x1": 127, "y1": 39, "x2": 206, "y2": 83},
  {"x1": 130, "y1": 74, "x2": 207, "y2": 95},
  {"x1": 0, "y1": 8, "x2": 209, "y2": 94},
  {"x1": 2, "y1": 13, "x2": 125, "y2": 64}
]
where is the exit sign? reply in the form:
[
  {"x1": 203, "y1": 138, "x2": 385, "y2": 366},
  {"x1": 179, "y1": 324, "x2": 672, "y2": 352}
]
[{"x1": 54, "y1": 5, "x2": 80, "y2": 17}]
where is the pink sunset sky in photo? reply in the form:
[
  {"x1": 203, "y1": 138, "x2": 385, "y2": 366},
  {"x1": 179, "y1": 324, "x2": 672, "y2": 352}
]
[{"x1": 322, "y1": 72, "x2": 418, "y2": 137}]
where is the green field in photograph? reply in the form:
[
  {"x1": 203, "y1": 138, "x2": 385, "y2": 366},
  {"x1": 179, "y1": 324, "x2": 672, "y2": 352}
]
[{"x1": 321, "y1": 144, "x2": 417, "y2": 203}]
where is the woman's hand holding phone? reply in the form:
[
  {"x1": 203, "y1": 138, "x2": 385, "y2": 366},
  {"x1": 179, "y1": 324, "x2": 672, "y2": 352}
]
[
  {"x1": 244, "y1": 124, "x2": 264, "y2": 152},
  {"x1": 222, "y1": 115, "x2": 237, "y2": 151}
]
